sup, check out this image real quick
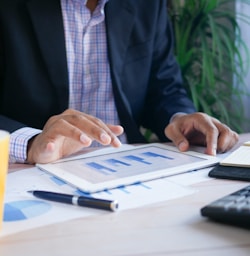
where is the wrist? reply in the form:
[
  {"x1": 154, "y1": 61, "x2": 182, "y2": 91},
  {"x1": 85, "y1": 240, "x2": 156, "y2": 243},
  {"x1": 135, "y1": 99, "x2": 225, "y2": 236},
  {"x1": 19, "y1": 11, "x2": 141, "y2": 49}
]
[{"x1": 170, "y1": 112, "x2": 187, "y2": 123}]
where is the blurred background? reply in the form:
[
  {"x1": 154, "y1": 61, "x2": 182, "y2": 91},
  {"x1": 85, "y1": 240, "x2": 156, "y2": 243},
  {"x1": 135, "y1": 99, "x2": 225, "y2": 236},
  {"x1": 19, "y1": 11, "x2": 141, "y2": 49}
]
[{"x1": 167, "y1": 0, "x2": 250, "y2": 133}]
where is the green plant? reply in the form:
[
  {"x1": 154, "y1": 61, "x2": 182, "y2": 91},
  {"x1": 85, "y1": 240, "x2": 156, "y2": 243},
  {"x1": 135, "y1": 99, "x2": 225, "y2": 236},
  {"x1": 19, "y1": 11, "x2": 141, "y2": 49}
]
[{"x1": 168, "y1": 0, "x2": 250, "y2": 132}]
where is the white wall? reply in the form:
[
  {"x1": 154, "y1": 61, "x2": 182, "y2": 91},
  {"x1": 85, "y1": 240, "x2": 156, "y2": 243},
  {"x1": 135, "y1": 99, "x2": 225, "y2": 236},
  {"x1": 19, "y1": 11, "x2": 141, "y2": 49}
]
[{"x1": 236, "y1": 1, "x2": 250, "y2": 131}]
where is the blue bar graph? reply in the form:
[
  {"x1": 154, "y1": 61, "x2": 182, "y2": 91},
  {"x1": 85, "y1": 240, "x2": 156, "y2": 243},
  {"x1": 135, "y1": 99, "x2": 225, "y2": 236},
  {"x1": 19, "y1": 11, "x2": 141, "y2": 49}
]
[
  {"x1": 142, "y1": 151, "x2": 174, "y2": 160},
  {"x1": 86, "y1": 162, "x2": 117, "y2": 174},
  {"x1": 123, "y1": 155, "x2": 151, "y2": 165},
  {"x1": 75, "y1": 146, "x2": 200, "y2": 182},
  {"x1": 105, "y1": 158, "x2": 131, "y2": 167}
]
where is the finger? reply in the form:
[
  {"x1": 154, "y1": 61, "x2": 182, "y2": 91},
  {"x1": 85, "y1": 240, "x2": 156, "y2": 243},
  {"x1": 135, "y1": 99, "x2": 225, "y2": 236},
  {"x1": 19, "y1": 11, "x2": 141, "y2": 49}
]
[
  {"x1": 181, "y1": 113, "x2": 218, "y2": 156},
  {"x1": 47, "y1": 118, "x2": 93, "y2": 146},
  {"x1": 65, "y1": 114, "x2": 122, "y2": 147},
  {"x1": 204, "y1": 131, "x2": 218, "y2": 156},
  {"x1": 212, "y1": 120, "x2": 239, "y2": 153},
  {"x1": 107, "y1": 124, "x2": 124, "y2": 136},
  {"x1": 86, "y1": 117, "x2": 123, "y2": 147},
  {"x1": 191, "y1": 116, "x2": 218, "y2": 156},
  {"x1": 54, "y1": 109, "x2": 123, "y2": 147},
  {"x1": 165, "y1": 123, "x2": 190, "y2": 152},
  {"x1": 166, "y1": 112, "x2": 218, "y2": 155}
]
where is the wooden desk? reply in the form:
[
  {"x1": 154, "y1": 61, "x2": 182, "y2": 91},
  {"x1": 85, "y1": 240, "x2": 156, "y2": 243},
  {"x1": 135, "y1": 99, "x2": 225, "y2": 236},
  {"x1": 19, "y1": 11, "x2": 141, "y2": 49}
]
[{"x1": 1, "y1": 134, "x2": 250, "y2": 256}]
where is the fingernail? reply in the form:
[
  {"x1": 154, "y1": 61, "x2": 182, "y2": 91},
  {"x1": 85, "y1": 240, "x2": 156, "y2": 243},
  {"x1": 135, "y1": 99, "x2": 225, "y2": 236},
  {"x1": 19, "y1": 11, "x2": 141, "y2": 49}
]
[
  {"x1": 80, "y1": 134, "x2": 91, "y2": 144},
  {"x1": 113, "y1": 137, "x2": 122, "y2": 147},
  {"x1": 100, "y1": 133, "x2": 111, "y2": 144},
  {"x1": 212, "y1": 147, "x2": 217, "y2": 156},
  {"x1": 178, "y1": 141, "x2": 187, "y2": 151}
]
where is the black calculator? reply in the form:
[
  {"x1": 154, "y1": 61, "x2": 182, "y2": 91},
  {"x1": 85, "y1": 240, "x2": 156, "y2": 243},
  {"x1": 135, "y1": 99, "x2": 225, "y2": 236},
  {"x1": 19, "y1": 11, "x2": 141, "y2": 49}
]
[{"x1": 201, "y1": 185, "x2": 250, "y2": 228}]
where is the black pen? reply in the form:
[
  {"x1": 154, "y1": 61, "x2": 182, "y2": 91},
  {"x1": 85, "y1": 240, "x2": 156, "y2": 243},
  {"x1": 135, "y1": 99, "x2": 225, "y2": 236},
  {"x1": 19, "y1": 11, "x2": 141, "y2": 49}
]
[{"x1": 28, "y1": 190, "x2": 119, "y2": 212}]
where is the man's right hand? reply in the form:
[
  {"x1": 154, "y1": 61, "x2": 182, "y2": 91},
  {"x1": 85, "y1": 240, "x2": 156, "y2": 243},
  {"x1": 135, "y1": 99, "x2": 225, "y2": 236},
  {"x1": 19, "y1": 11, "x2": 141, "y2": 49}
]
[{"x1": 27, "y1": 109, "x2": 124, "y2": 164}]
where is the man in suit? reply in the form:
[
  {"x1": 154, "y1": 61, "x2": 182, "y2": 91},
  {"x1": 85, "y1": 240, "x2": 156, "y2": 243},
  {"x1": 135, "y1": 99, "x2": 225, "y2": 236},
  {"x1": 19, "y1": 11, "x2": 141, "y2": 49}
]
[{"x1": 0, "y1": 0, "x2": 238, "y2": 164}]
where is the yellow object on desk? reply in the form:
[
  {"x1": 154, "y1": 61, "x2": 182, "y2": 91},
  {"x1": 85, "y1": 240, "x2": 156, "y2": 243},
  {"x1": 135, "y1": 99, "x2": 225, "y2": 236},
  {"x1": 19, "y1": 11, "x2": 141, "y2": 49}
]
[{"x1": 0, "y1": 130, "x2": 9, "y2": 230}]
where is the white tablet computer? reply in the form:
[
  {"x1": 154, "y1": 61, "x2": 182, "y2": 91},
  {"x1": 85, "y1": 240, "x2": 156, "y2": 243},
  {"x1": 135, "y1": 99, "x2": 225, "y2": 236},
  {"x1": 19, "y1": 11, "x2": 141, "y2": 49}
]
[{"x1": 36, "y1": 143, "x2": 218, "y2": 193}]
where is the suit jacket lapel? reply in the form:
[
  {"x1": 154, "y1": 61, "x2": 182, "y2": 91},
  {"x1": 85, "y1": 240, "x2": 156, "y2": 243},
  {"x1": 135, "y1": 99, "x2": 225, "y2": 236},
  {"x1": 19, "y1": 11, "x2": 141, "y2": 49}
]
[
  {"x1": 105, "y1": 1, "x2": 146, "y2": 143},
  {"x1": 105, "y1": 1, "x2": 135, "y2": 79},
  {"x1": 26, "y1": 0, "x2": 69, "y2": 110}
]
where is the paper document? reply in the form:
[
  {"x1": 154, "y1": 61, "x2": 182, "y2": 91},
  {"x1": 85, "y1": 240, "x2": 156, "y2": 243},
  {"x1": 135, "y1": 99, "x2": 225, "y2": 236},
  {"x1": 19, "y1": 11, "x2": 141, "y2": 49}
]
[
  {"x1": 220, "y1": 141, "x2": 250, "y2": 167},
  {"x1": 2, "y1": 166, "x2": 195, "y2": 237}
]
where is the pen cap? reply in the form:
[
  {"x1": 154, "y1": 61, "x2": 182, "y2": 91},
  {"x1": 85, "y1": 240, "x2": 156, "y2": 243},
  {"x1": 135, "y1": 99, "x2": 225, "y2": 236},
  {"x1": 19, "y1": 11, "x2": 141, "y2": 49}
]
[{"x1": 77, "y1": 197, "x2": 119, "y2": 211}]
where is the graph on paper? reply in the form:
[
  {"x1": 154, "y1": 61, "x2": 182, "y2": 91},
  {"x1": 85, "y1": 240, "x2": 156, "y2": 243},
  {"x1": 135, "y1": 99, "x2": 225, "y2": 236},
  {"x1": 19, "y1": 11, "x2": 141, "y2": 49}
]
[{"x1": 4, "y1": 200, "x2": 51, "y2": 222}]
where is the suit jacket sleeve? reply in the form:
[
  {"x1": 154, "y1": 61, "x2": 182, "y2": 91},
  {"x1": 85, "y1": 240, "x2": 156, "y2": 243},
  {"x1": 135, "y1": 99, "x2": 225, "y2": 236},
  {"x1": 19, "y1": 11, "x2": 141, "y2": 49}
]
[{"x1": 0, "y1": 0, "x2": 69, "y2": 133}]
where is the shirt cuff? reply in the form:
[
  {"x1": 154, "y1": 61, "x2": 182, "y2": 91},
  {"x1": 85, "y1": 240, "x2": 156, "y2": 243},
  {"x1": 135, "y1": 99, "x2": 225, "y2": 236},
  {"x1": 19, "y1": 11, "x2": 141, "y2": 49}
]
[{"x1": 9, "y1": 127, "x2": 42, "y2": 163}]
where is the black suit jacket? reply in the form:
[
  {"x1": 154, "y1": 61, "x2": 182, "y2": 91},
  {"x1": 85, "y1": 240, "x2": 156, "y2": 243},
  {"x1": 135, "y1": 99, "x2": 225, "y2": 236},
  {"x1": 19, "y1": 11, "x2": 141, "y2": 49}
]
[{"x1": 0, "y1": 0, "x2": 195, "y2": 143}]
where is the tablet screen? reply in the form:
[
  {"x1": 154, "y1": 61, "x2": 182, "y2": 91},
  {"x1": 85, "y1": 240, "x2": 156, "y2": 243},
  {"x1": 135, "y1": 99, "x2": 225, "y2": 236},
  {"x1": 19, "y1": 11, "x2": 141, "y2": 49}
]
[{"x1": 49, "y1": 145, "x2": 206, "y2": 184}]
